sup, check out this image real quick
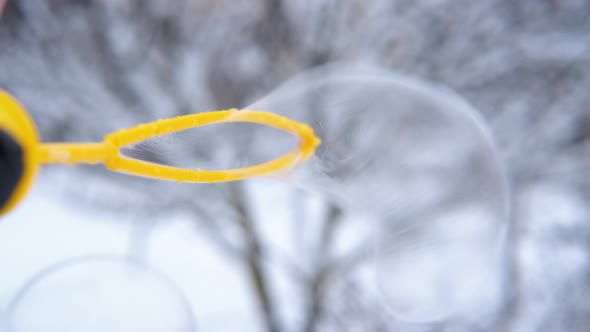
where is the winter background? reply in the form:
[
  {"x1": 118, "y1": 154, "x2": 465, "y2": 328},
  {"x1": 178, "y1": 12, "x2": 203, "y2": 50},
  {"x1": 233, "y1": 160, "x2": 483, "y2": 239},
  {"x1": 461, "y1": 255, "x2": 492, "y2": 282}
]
[{"x1": 0, "y1": 0, "x2": 589, "y2": 331}]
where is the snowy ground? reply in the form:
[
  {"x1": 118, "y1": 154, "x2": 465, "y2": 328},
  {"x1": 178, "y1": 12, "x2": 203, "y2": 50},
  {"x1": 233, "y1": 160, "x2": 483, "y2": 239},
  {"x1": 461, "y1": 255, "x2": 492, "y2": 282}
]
[{"x1": 0, "y1": 178, "x2": 262, "y2": 332}]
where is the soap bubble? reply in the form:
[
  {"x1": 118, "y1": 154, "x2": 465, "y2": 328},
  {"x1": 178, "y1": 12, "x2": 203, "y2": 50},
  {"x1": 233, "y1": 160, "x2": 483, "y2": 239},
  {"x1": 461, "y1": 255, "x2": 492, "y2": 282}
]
[
  {"x1": 245, "y1": 64, "x2": 510, "y2": 322},
  {"x1": 4, "y1": 255, "x2": 197, "y2": 332},
  {"x1": 119, "y1": 63, "x2": 509, "y2": 322}
]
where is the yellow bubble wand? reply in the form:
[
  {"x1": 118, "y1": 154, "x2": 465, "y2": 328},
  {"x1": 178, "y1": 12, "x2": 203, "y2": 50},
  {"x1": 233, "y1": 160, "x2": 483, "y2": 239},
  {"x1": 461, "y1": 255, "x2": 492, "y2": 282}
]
[{"x1": 0, "y1": 90, "x2": 320, "y2": 215}]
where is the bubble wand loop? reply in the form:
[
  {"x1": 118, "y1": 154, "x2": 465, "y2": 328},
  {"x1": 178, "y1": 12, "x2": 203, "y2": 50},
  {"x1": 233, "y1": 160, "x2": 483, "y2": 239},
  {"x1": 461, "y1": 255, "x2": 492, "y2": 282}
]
[{"x1": 0, "y1": 90, "x2": 321, "y2": 215}]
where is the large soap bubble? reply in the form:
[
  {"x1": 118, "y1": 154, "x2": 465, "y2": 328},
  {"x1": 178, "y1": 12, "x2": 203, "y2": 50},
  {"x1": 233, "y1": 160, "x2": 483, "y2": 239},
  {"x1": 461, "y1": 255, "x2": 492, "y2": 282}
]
[
  {"x1": 119, "y1": 63, "x2": 509, "y2": 322},
  {"x1": 244, "y1": 64, "x2": 510, "y2": 322},
  {"x1": 3, "y1": 255, "x2": 197, "y2": 332}
]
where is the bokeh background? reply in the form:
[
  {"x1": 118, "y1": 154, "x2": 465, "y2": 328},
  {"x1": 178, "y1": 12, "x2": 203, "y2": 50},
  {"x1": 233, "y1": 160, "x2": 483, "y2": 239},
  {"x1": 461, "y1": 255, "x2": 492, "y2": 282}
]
[{"x1": 0, "y1": 1, "x2": 589, "y2": 331}]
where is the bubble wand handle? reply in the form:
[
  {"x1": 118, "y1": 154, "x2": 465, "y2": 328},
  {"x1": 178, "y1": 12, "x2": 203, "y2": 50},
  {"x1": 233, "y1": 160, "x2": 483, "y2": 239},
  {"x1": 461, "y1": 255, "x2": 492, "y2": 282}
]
[
  {"x1": 37, "y1": 143, "x2": 113, "y2": 165},
  {"x1": 0, "y1": 89, "x2": 320, "y2": 214},
  {"x1": 36, "y1": 109, "x2": 320, "y2": 182}
]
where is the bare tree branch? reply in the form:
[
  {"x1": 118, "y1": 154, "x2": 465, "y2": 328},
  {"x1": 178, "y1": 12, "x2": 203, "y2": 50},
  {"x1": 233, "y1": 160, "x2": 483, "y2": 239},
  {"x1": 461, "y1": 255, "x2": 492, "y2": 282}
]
[{"x1": 225, "y1": 182, "x2": 281, "y2": 332}]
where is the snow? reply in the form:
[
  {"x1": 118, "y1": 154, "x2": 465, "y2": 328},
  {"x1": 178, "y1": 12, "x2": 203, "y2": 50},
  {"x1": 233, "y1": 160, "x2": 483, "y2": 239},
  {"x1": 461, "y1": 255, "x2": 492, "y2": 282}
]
[{"x1": 0, "y1": 183, "x2": 260, "y2": 332}]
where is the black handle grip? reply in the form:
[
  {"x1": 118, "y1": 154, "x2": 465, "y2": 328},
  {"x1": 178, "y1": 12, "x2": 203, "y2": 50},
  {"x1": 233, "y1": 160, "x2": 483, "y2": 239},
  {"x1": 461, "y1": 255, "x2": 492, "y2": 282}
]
[{"x1": 0, "y1": 129, "x2": 24, "y2": 210}]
